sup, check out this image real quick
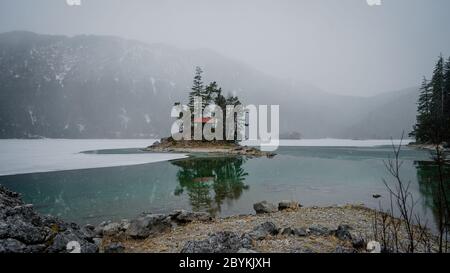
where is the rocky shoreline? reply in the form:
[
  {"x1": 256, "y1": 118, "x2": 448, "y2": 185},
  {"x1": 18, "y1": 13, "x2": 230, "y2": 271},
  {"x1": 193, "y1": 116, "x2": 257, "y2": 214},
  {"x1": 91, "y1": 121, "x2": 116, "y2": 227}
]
[
  {"x1": 144, "y1": 137, "x2": 276, "y2": 158},
  {"x1": 1, "y1": 186, "x2": 439, "y2": 253},
  {"x1": 408, "y1": 142, "x2": 449, "y2": 152},
  {"x1": 0, "y1": 186, "x2": 97, "y2": 253}
]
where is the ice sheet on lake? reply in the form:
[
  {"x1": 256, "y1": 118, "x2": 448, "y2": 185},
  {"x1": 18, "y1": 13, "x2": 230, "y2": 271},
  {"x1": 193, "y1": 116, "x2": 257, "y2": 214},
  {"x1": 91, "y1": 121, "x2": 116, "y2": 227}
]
[
  {"x1": 0, "y1": 138, "x2": 413, "y2": 176},
  {"x1": 242, "y1": 138, "x2": 413, "y2": 147},
  {"x1": 0, "y1": 139, "x2": 187, "y2": 176}
]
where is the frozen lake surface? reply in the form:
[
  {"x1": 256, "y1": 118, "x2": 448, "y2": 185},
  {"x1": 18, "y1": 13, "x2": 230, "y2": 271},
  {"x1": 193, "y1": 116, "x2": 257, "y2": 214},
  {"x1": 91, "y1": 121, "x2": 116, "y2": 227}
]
[
  {"x1": 0, "y1": 139, "x2": 187, "y2": 176},
  {"x1": 0, "y1": 138, "x2": 412, "y2": 176},
  {"x1": 242, "y1": 138, "x2": 413, "y2": 147}
]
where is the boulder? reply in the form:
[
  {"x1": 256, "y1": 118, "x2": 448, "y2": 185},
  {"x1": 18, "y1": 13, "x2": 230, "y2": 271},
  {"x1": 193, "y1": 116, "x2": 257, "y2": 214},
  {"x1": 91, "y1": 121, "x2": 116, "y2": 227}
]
[
  {"x1": 352, "y1": 237, "x2": 366, "y2": 249},
  {"x1": 170, "y1": 210, "x2": 211, "y2": 224},
  {"x1": 308, "y1": 224, "x2": 330, "y2": 236},
  {"x1": 126, "y1": 214, "x2": 172, "y2": 239},
  {"x1": 0, "y1": 238, "x2": 28, "y2": 253},
  {"x1": 93, "y1": 237, "x2": 102, "y2": 247},
  {"x1": 334, "y1": 246, "x2": 357, "y2": 253},
  {"x1": 96, "y1": 219, "x2": 130, "y2": 237},
  {"x1": 0, "y1": 186, "x2": 97, "y2": 253},
  {"x1": 333, "y1": 225, "x2": 352, "y2": 241},
  {"x1": 248, "y1": 222, "x2": 278, "y2": 240},
  {"x1": 253, "y1": 201, "x2": 277, "y2": 214},
  {"x1": 101, "y1": 222, "x2": 122, "y2": 237},
  {"x1": 151, "y1": 141, "x2": 161, "y2": 147},
  {"x1": 293, "y1": 228, "x2": 308, "y2": 237},
  {"x1": 280, "y1": 227, "x2": 294, "y2": 236},
  {"x1": 104, "y1": 242, "x2": 125, "y2": 253},
  {"x1": 181, "y1": 231, "x2": 253, "y2": 253},
  {"x1": 278, "y1": 200, "x2": 300, "y2": 211}
]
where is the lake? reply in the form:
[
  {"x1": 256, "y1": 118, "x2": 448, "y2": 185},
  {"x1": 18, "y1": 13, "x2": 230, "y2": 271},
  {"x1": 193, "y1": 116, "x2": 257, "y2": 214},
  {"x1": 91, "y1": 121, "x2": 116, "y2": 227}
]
[{"x1": 0, "y1": 139, "x2": 447, "y2": 232}]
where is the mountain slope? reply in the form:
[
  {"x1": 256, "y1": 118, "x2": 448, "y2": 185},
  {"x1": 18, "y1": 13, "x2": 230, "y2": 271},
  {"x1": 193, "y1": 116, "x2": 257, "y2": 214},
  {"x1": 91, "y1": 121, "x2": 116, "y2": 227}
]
[
  {"x1": 0, "y1": 31, "x2": 418, "y2": 139},
  {"x1": 338, "y1": 87, "x2": 419, "y2": 139}
]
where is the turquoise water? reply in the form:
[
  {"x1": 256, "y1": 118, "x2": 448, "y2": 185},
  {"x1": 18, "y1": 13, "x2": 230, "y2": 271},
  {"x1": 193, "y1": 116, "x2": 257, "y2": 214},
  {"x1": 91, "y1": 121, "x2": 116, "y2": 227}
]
[{"x1": 0, "y1": 146, "x2": 446, "y2": 229}]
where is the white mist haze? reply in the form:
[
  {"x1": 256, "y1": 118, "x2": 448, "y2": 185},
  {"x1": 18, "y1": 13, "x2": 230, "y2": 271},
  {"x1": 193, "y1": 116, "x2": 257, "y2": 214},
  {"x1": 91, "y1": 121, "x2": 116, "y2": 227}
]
[
  {"x1": 0, "y1": 0, "x2": 449, "y2": 139},
  {"x1": 1, "y1": 0, "x2": 449, "y2": 96}
]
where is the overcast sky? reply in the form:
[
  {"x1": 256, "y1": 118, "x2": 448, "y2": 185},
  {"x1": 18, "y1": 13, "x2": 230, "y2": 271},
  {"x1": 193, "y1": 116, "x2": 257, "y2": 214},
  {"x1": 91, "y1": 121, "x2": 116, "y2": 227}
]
[{"x1": 1, "y1": 0, "x2": 449, "y2": 96}]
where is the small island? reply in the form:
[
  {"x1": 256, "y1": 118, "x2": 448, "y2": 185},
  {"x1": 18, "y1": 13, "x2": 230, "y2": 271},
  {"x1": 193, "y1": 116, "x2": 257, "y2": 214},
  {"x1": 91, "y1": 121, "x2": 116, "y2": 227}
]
[{"x1": 145, "y1": 67, "x2": 276, "y2": 158}]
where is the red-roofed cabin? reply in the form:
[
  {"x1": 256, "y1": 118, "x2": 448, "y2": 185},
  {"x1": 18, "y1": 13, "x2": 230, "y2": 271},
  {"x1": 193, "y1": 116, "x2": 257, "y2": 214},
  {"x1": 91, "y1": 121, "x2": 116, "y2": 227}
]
[{"x1": 193, "y1": 117, "x2": 214, "y2": 124}]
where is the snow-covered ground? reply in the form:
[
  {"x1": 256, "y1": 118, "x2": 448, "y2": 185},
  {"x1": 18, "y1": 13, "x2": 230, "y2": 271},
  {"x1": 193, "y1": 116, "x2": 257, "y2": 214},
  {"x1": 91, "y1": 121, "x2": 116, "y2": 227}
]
[{"x1": 0, "y1": 139, "x2": 187, "y2": 176}]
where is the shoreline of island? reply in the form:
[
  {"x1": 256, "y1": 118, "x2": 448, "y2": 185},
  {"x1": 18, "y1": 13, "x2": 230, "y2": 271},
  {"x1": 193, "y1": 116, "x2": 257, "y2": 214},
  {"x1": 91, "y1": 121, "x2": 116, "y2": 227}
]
[{"x1": 144, "y1": 137, "x2": 276, "y2": 158}]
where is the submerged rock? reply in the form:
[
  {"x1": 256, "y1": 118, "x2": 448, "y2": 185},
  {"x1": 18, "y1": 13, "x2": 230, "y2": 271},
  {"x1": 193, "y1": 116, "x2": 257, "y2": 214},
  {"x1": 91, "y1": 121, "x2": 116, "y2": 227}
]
[
  {"x1": 181, "y1": 231, "x2": 253, "y2": 253},
  {"x1": 253, "y1": 201, "x2": 277, "y2": 214},
  {"x1": 0, "y1": 186, "x2": 98, "y2": 253}
]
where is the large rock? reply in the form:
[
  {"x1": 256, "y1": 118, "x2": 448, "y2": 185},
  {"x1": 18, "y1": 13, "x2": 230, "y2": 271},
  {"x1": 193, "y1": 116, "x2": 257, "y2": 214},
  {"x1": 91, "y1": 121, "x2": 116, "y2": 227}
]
[
  {"x1": 293, "y1": 228, "x2": 308, "y2": 237},
  {"x1": 248, "y1": 222, "x2": 278, "y2": 240},
  {"x1": 104, "y1": 242, "x2": 125, "y2": 253},
  {"x1": 334, "y1": 246, "x2": 357, "y2": 253},
  {"x1": 0, "y1": 186, "x2": 98, "y2": 253},
  {"x1": 280, "y1": 227, "x2": 294, "y2": 236},
  {"x1": 181, "y1": 231, "x2": 253, "y2": 253},
  {"x1": 0, "y1": 238, "x2": 28, "y2": 253},
  {"x1": 126, "y1": 213, "x2": 172, "y2": 239},
  {"x1": 352, "y1": 237, "x2": 366, "y2": 249},
  {"x1": 333, "y1": 225, "x2": 352, "y2": 241},
  {"x1": 95, "y1": 219, "x2": 130, "y2": 237},
  {"x1": 278, "y1": 200, "x2": 300, "y2": 211},
  {"x1": 253, "y1": 201, "x2": 277, "y2": 214},
  {"x1": 170, "y1": 210, "x2": 212, "y2": 224},
  {"x1": 307, "y1": 224, "x2": 330, "y2": 236}
]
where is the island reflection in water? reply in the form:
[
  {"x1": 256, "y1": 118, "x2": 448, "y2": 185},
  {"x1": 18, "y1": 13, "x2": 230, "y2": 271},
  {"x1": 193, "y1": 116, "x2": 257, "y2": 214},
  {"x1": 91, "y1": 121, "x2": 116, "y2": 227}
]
[{"x1": 171, "y1": 156, "x2": 249, "y2": 216}]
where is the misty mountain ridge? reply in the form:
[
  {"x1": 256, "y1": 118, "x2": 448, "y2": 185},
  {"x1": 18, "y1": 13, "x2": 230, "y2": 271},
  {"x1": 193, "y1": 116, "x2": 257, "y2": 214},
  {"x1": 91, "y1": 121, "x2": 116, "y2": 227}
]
[{"x1": 0, "y1": 31, "x2": 419, "y2": 139}]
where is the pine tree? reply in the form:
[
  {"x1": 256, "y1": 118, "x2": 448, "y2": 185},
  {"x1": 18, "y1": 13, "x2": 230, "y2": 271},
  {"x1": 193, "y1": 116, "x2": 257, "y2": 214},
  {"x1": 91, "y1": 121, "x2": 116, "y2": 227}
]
[
  {"x1": 412, "y1": 55, "x2": 449, "y2": 144},
  {"x1": 444, "y1": 57, "x2": 450, "y2": 143},
  {"x1": 213, "y1": 85, "x2": 226, "y2": 110},
  {"x1": 205, "y1": 81, "x2": 221, "y2": 105},
  {"x1": 184, "y1": 67, "x2": 243, "y2": 142},
  {"x1": 410, "y1": 77, "x2": 432, "y2": 142},
  {"x1": 225, "y1": 94, "x2": 242, "y2": 143},
  {"x1": 188, "y1": 66, "x2": 205, "y2": 112},
  {"x1": 429, "y1": 55, "x2": 445, "y2": 143}
]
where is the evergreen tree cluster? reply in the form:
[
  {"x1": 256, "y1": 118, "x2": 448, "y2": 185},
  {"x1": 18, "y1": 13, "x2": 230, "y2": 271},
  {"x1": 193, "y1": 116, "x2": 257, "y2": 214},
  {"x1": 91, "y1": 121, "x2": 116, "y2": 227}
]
[
  {"x1": 410, "y1": 55, "x2": 450, "y2": 144},
  {"x1": 186, "y1": 66, "x2": 242, "y2": 141},
  {"x1": 188, "y1": 66, "x2": 241, "y2": 111}
]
